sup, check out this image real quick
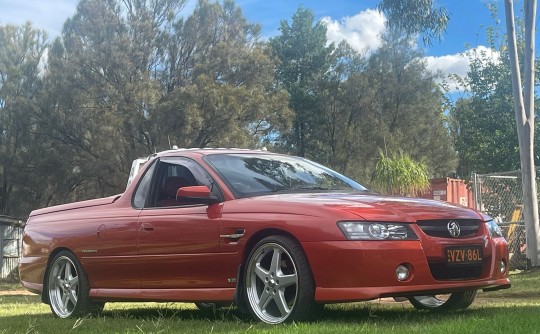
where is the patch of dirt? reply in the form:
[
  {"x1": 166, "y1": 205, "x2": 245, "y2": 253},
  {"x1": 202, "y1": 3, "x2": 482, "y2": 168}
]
[{"x1": 0, "y1": 290, "x2": 36, "y2": 296}]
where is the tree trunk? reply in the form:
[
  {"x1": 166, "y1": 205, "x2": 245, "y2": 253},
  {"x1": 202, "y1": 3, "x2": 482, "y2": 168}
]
[{"x1": 504, "y1": 0, "x2": 540, "y2": 266}]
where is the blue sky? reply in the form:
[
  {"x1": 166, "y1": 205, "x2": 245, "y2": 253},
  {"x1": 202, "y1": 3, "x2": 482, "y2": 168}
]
[{"x1": 0, "y1": 0, "x2": 525, "y2": 93}]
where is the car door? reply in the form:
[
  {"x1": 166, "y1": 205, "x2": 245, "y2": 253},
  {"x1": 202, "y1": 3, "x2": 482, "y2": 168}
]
[{"x1": 136, "y1": 157, "x2": 228, "y2": 289}]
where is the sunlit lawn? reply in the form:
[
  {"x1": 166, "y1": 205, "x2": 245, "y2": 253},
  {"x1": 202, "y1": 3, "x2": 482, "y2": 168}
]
[{"x1": 1, "y1": 270, "x2": 539, "y2": 334}]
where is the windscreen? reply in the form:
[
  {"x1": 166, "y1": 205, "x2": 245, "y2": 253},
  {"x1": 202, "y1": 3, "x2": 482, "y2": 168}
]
[{"x1": 205, "y1": 153, "x2": 367, "y2": 198}]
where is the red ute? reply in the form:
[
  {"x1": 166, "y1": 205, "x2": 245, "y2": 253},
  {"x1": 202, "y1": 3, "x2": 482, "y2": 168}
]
[{"x1": 19, "y1": 149, "x2": 510, "y2": 324}]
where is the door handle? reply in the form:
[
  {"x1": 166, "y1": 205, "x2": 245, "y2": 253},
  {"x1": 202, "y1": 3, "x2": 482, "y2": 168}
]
[
  {"x1": 220, "y1": 229, "x2": 245, "y2": 240},
  {"x1": 140, "y1": 223, "x2": 154, "y2": 231}
]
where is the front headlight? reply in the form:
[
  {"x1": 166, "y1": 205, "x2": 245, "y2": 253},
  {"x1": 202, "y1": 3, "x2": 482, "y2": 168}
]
[
  {"x1": 485, "y1": 220, "x2": 504, "y2": 238},
  {"x1": 337, "y1": 221, "x2": 418, "y2": 240}
]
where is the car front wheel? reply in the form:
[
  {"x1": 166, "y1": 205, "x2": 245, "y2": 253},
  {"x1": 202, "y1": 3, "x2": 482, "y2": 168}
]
[
  {"x1": 46, "y1": 251, "x2": 104, "y2": 318},
  {"x1": 243, "y1": 235, "x2": 316, "y2": 324},
  {"x1": 408, "y1": 290, "x2": 477, "y2": 311}
]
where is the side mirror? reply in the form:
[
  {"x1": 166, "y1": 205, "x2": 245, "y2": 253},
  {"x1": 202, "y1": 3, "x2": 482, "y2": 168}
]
[{"x1": 176, "y1": 186, "x2": 220, "y2": 205}]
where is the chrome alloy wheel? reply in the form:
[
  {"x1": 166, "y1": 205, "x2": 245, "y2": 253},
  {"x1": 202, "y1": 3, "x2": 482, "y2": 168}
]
[
  {"x1": 245, "y1": 242, "x2": 299, "y2": 324},
  {"x1": 48, "y1": 255, "x2": 80, "y2": 318},
  {"x1": 411, "y1": 295, "x2": 448, "y2": 308},
  {"x1": 409, "y1": 290, "x2": 477, "y2": 311}
]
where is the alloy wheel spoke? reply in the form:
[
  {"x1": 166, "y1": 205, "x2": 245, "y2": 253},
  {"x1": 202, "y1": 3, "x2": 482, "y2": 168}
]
[
  {"x1": 68, "y1": 275, "x2": 79, "y2": 288},
  {"x1": 275, "y1": 290, "x2": 290, "y2": 317},
  {"x1": 58, "y1": 262, "x2": 66, "y2": 279},
  {"x1": 277, "y1": 272, "x2": 296, "y2": 288},
  {"x1": 56, "y1": 277, "x2": 64, "y2": 288},
  {"x1": 416, "y1": 295, "x2": 444, "y2": 307},
  {"x1": 416, "y1": 296, "x2": 432, "y2": 302},
  {"x1": 258, "y1": 289, "x2": 272, "y2": 309},
  {"x1": 64, "y1": 262, "x2": 72, "y2": 280},
  {"x1": 61, "y1": 292, "x2": 70, "y2": 311},
  {"x1": 269, "y1": 248, "x2": 282, "y2": 275},
  {"x1": 254, "y1": 264, "x2": 269, "y2": 282},
  {"x1": 68, "y1": 289, "x2": 78, "y2": 306}
]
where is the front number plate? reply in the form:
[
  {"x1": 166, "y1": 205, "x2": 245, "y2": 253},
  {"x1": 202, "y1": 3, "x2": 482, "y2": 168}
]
[{"x1": 446, "y1": 246, "x2": 483, "y2": 265}]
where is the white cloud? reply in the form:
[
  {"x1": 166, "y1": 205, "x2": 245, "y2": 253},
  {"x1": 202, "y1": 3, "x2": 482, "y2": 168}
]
[
  {"x1": 425, "y1": 46, "x2": 500, "y2": 92},
  {"x1": 319, "y1": 8, "x2": 501, "y2": 94},
  {"x1": 0, "y1": 0, "x2": 78, "y2": 37},
  {"x1": 321, "y1": 9, "x2": 386, "y2": 54}
]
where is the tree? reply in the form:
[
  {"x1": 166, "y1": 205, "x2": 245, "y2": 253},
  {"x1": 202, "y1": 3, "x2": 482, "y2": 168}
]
[
  {"x1": 37, "y1": 0, "x2": 291, "y2": 206},
  {"x1": 449, "y1": 50, "x2": 524, "y2": 177},
  {"x1": 449, "y1": 4, "x2": 540, "y2": 177},
  {"x1": 307, "y1": 1, "x2": 455, "y2": 185},
  {"x1": 42, "y1": 0, "x2": 165, "y2": 199},
  {"x1": 155, "y1": 0, "x2": 292, "y2": 149},
  {"x1": 315, "y1": 42, "x2": 374, "y2": 176},
  {"x1": 365, "y1": 32, "x2": 457, "y2": 177},
  {"x1": 313, "y1": 36, "x2": 456, "y2": 184},
  {"x1": 504, "y1": 0, "x2": 540, "y2": 266},
  {"x1": 270, "y1": 7, "x2": 334, "y2": 157},
  {"x1": 372, "y1": 149, "x2": 430, "y2": 196},
  {"x1": 0, "y1": 23, "x2": 48, "y2": 216},
  {"x1": 377, "y1": 0, "x2": 449, "y2": 46}
]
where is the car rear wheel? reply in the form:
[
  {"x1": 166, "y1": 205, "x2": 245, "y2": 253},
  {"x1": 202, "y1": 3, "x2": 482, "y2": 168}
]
[
  {"x1": 244, "y1": 235, "x2": 316, "y2": 324},
  {"x1": 47, "y1": 251, "x2": 104, "y2": 318},
  {"x1": 408, "y1": 290, "x2": 477, "y2": 311}
]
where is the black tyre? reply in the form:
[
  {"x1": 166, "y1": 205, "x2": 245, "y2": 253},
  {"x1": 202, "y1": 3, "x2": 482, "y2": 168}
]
[
  {"x1": 46, "y1": 250, "x2": 104, "y2": 318},
  {"x1": 194, "y1": 302, "x2": 229, "y2": 310},
  {"x1": 243, "y1": 235, "x2": 317, "y2": 324},
  {"x1": 408, "y1": 290, "x2": 477, "y2": 311}
]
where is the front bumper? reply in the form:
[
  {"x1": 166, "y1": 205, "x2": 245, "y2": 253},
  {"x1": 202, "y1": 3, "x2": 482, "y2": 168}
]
[{"x1": 302, "y1": 237, "x2": 510, "y2": 302}]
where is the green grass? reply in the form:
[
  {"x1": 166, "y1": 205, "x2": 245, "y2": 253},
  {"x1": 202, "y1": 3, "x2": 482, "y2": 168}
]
[
  {"x1": 1, "y1": 270, "x2": 539, "y2": 334},
  {"x1": 0, "y1": 280, "x2": 23, "y2": 291}
]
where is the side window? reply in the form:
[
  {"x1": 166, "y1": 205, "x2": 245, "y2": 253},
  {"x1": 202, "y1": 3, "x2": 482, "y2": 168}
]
[
  {"x1": 149, "y1": 157, "x2": 222, "y2": 208},
  {"x1": 132, "y1": 160, "x2": 157, "y2": 209}
]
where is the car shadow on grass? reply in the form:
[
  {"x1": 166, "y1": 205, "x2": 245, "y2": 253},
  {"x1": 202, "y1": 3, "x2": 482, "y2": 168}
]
[
  {"x1": 3, "y1": 296, "x2": 540, "y2": 327},
  {"x1": 95, "y1": 300, "x2": 539, "y2": 324}
]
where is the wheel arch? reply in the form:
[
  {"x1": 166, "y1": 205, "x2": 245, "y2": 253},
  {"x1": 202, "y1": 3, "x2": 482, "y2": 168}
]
[{"x1": 243, "y1": 228, "x2": 301, "y2": 262}]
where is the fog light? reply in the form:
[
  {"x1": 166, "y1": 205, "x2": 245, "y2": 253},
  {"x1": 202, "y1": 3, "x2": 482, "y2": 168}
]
[
  {"x1": 500, "y1": 260, "x2": 506, "y2": 274},
  {"x1": 396, "y1": 265, "x2": 410, "y2": 281}
]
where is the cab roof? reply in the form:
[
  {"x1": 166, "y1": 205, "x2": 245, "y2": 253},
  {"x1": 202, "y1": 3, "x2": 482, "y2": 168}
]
[{"x1": 155, "y1": 147, "x2": 277, "y2": 158}]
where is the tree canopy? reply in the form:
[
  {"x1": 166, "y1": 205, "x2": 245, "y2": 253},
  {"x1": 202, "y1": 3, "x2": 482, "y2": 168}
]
[
  {"x1": 377, "y1": 0, "x2": 450, "y2": 46},
  {"x1": 0, "y1": 0, "x2": 460, "y2": 217}
]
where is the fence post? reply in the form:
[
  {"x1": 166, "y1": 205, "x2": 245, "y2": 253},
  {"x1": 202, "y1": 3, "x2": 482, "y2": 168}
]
[{"x1": 472, "y1": 172, "x2": 482, "y2": 211}]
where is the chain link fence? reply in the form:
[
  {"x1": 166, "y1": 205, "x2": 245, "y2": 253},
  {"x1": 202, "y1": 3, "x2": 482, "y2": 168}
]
[
  {"x1": 472, "y1": 170, "x2": 539, "y2": 270},
  {"x1": 0, "y1": 216, "x2": 25, "y2": 281}
]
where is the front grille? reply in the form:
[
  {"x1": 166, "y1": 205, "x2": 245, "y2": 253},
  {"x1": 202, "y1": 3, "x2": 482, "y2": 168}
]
[
  {"x1": 416, "y1": 219, "x2": 480, "y2": 238},
  {"x1": 428, "y1": 262, "x2": 483, "y2": 280}
]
